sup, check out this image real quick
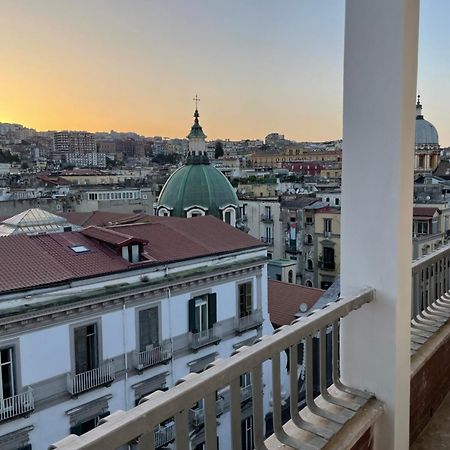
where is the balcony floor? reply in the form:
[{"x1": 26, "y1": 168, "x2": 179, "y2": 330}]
[{"x1": 411, "y1": 390, "x2": 450, "y2": 450}]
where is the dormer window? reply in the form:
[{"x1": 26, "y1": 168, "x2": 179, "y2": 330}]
[{"x1": 121, "y1": 244, "x2": 140, "y2": 263}]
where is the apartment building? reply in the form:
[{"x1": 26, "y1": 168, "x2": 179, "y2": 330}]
[{"x1": 0, "y1": 216, "x2": 275, "y2": 449}]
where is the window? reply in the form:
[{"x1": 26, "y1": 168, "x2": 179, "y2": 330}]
[
  {"x1": 70, "y1": 412, "x2": 110, "y2": 436},
  {"x1": 74, "y1": 323, "x2": 99, "y2": 374},
  {"x1": 288, "y1": 270, "x2": 294, "y2": 283},
  {"x1": 138, "y1": 307, "x2": 159, "y2": 352},
  {"x1": 335, "y1": 198, "x2": 340, "y2": 206},
  {"x1": 324, "y1": 219, "x2": 332, "y2": 234},
  {"x1": 241, "y1": 416, "x2": 254, "y2": 450},
  {"x1": 305, "y1": 280, "x2": 313, "y2": 287},
  {"x1": 238, "y1": 282, "x2": 253, "y2": 317},
  {"x1": 265, "y1": 206, "x2": 271, "y2": 219},
  {"x1": 224, "y1": 210, "x2": 232, "y2": 224},
  {"x1": 323, "y1": 247, "x2": 335, "y2": 268},
  {"x1": 0, "y1": 347, "x2": 15, "y2": 401},
  {"x1": 188, "y1": 294, "x2": 217, "y2": 334},
  {"x1": 306, "y1": 234, "x2": 313, "y2": 244},
  {"x1": 306, "y1": 216, "x2": 313, "y2": 225},
  {"x1": 417, "y1": 221, "x2": 429, "y2": 235},
  {"x1": 306, "y1": 259, "x2": 313, "y2": 271},
  {"x1": 265, "y1": 227, "x2": 272, "y2": 243}
]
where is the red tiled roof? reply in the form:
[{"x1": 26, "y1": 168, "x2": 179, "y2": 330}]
[
  {"x1": 0, "y1": 216, "x2": 264, "y2": 294},
  {"x1": 81, "y1": 226, "x2": 148, "y2": 246},
  {"x1": 268, "y1": 280, "x2": 324, "y2": 327},
  {"x1": 413, "y1": 207, "x2": 439, "y2": 218},
  {"x1": 60, "y1": 211, "x2": 153, "y2": 227}
]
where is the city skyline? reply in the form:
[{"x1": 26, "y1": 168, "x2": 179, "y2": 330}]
[{"x1": 1, "y1": 0, "x2": 449, "y2": 144}]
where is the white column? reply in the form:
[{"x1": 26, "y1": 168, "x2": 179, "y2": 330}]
[{"x1": 340, "y1": 1, "x2": 419, "y2": 450}]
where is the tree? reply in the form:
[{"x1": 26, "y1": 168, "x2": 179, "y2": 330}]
[{"x1": 214, "y1": 141, "x2": 224, "y2": 159}]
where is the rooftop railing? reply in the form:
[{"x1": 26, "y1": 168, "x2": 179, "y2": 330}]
[
  {"x1": 411, "y1": 244, "x2": 450, "y2": 354},
  {"x1": 0, "y1": 387, "x2": 34, "y2": 422},
  {"x1": 50, "y1": 288, "x2": 374, "y2": 450}
]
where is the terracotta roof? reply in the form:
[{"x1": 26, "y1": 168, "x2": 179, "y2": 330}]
[
  {"x1": 0, "y1": 216, "x2": 264, "y2": 294},
  {"x1": 60, "y1": 211, "x2": 153, "y2": 227},
  {"x1": 81, "y1": 226, "x2": 148, "y2": 246},
  {"x1": 413, "y1": 207, "x2": 439, "y2": 218},
  {"x1": 268, "y1": 280, "x2": 325, "y2": 327}
]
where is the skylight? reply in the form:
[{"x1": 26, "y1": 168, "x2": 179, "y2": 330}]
[{"x1": 71, "y1": 245, "x2": 90, "y2": 254}]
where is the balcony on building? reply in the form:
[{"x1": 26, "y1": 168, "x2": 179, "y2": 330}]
[
  {"x1": 234, "y1": 309, "x2": 263, "y2": 333},
  {"x1": 189, "y1": 324, "x2": 221, "y2": 350},
  {"x1": 260, "y1": 236, "x2": 274, "y2": 246},
  {"x1": 189, "y1": 396, "x2": 225, "y2": 427},
  {"x1": 261, "y1": 213, "x2": 274, "y2": 223},
  {"x1": 285, "y1": 240, "x2": 298, "y2": 253},
  {"x1": 318, "y1": 260, "x2": 336, "y2": 271},
  {"x1": 66, "y1": 360, "x2": 115, "y2": 396},
  {"x1": 153, "y1": 421, "x2": 175, "y2": 448},
  {"x1": 0, "y1": 387, "x2": 34, "y2": 423},
  {"x1": 133, "y1": 340, "x2": 172, "y2": 371},
  {"x1": 50, "y1": 3, "x2": 450, "y2": 450}
]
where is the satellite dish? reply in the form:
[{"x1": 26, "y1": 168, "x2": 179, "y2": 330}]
[{"x1": 299, "y1": 303, "x2": 308, "y2": 313}]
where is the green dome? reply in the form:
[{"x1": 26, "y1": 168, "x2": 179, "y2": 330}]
[{"x1": 157, "y1": 160, "x2": 239, "y2": 218}]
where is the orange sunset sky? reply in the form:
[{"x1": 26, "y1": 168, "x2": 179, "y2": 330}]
[{"x1": 0, "y1": 0, "x2": 449, "y2": 144}]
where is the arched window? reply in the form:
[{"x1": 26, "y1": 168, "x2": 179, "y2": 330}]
[
  {"x1": 307, "y1": 234, "x2": 313, "y2": 245},
  {"x1": 305, "y1": 280, "x2": 313, "y2": 287},
  {"x1": 306, "y1": 259, "x2": 313, "y2": 271},
  {"x1": 288, "y1": 270, "x2": 294, "y2": 284}
]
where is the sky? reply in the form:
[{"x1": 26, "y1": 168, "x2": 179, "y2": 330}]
[{"x1": 0, "y1": 0, "x2": 448, "y2": 144}]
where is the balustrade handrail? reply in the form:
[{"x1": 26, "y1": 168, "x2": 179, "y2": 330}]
[
  {"x1": 134, "y1": 340, "x2": 172, "y2": 370},
  {"x1": 51, "y1": 287, "x2": 374, "y2": 450},
  {"x1": 411, "y1": 242, "x2": 450, "y2": 274}
]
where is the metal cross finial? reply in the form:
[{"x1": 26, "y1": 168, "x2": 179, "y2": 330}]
[{"x1": 193, "y1": 94, "x2": 200, "y2": 110}]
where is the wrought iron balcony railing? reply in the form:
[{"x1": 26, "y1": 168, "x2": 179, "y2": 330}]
[
  {"x1": 189, "y1": 323, "x2": 221, "y2": 350},
  {"x1": 318, "y1": 260, "x2": 336, "y2": 271},
  {"x1": 134, "y1": 341, "x2": 172, "y2": 371},
  {"x1": 189, "y1": 397, "x2": 225, "y2": 427},
  {"x1": 240, "y1": 384, "x2": 252, "y2": 402},
  {"x1": 51, "y1": 288, "x2": 375, "y2": 450},
  {"x1": 260, "y1": 236, "x2": 274, "y2": 245},
  {"x1": 67, "y1": 360, "x2": 115, "y2": 395},
  {"x1": 235, "y1": 309, "x2": 263, "y2": 332},
  {"x1": 0, "y1": 387, "x2": 34, "y2": 422},
  {"x1": 153, "y1": 422, "x2": 175, "y2": 448},
  {"x1": 261, "y1": 213, "x2": 274, "y2": 223}
]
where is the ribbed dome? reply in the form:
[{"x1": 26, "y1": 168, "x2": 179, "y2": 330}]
[
  {"x1": 416, "y1": 118, "x2": 439, "y2": 147},
  {"x1": 157, "y1": 161, "x2": 239, "y2": 218},
  {"x1": 415, "y1": 96, "x2": 439, "y2": 147}
]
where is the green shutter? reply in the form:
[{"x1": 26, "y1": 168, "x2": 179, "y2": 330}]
[
  {"x1": 208, "y1": 293, "x2": 217, "y2": 328},
  {"x1": 188, "y1": 298, "x2": 196, "y2": 333}
]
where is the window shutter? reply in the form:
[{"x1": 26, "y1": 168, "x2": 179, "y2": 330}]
[
  {"x1": 74, "y1": 326, "x2": 88, "y2": 374},
  {"x1": 188, "y1": 298, "x2": 196, "y2": 333},
  {"x1": 246, "y1": 283, "x2": 253, "y2": 313},
  {"x1": 208, "y1": 293, "x2": 217, "y2": 329}
]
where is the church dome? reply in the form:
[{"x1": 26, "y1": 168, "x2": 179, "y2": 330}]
[
  {"x1": 157, "y1": 158, "x2": 239, "y2": 218},
  {"x1": 415, "y1": 96, "x2": 439, "y2": 147}
]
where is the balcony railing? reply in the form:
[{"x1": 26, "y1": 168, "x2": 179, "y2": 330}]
[
  {"x1": 134, "y1": 341, "x2": 172, "y2": 370},
  {"x1": 261, "y1": 213, "x2": 274, "y2": 223},
  {"x1": 235, "y1": 309, "x2": 263, "y2": 332},
  {"x1": 154, "y1": 422, "x2": 175, "y2": 448},
  {"x1": 0, "y1": 388, "x2": 34, "y2": 422},
  {"x1": 240, "y1": 384, "x2": 252, "y2": 402},
  {"x1": 51, "y1": 288, "x2": 375, "y2": 450},
  {"x1": 285, "y1": 242, "x2": 298, "y2": 253},
  {"x1": 189, "y1": 323, "x2": 221, "y2": 350},
  {"x1": 189, "y1": 397, "x2": 225, "y2": 427},
  {"x1": 318, "y1": 260, "x2": 336, "y2": 271},
  {"x1": 411, "y1": 244, "x2": 450, "y2": 354},
  {"x1": 260, "y1": 236, "x2": 274, "y2": 245},
  {"x1": 67, "y1": 360, "x2": 115, "y2": 395}
]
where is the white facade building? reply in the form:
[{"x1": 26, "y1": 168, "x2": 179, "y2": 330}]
[{"x1": 0, "y1": 217, "x2": 277, "y2": 450}]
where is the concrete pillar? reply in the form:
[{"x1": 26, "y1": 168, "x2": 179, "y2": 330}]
[{"x1": 340, "y1": 1, "x2": 419, "y2": 449}]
